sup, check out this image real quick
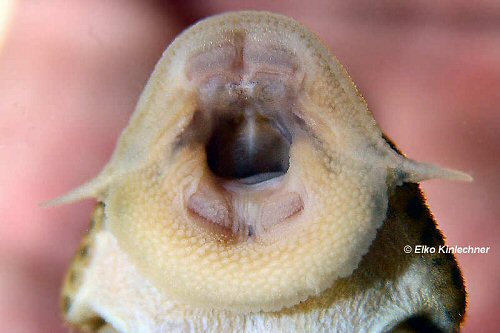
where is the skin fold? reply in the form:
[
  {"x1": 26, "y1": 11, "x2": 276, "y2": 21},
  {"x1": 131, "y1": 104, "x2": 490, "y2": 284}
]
[{"x1": 56, "y1": 11, "x2": 469, "y2": 333}]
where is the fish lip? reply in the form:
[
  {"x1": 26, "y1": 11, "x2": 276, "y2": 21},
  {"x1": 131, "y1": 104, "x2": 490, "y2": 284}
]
[
  {"x1": 222, "y1": 173, "x2": 286, "y2": 190},
  {"x1": 179, "y1": 36, "x2": 311, "y2": 239}
]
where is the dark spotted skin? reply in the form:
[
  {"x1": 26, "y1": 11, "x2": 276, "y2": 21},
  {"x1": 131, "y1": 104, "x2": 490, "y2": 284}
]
[
  {"x1": 61, "y1": 202, "x2": 107, "y2": 332},
  {"x1": 60, "y1": 138, "x2": 466, "y2": 333},
  {"x1": 382, "y1": 136, "x2": 466, "y2": 332},
  {"x1": 384, "y1": 182, "x2": 466, "y2": 332}
]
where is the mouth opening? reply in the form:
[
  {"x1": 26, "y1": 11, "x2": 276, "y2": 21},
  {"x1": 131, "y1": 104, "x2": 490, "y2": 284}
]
[{"x1": 206, "y1": 111, "x2": 291, "y2": 185}]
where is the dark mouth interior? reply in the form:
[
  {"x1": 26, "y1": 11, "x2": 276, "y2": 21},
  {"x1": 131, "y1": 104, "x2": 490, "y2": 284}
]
[{"x1": 206, "y1": 112, "x2": 291, "y2": 185}]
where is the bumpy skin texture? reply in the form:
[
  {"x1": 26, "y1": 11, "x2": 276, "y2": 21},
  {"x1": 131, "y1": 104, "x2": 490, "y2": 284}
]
[
  {"x1": 61, "y1": 165, "x2": 466, "y2": 333},
  {"x1": 58, "y1": 11, "x2": 467, "y2": 333}
]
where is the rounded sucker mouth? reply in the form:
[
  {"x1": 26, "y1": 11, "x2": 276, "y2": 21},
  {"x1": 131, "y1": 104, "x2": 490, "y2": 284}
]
[
  {"x1": 181, "y1": 43, "x2": 304, "y2": 239},
  {"x1": 183, "y1": 105, "x2": 304, "y2": 241}
]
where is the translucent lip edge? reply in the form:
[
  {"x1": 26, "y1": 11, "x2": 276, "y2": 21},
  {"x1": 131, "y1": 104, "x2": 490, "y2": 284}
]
[
  {"x1": 222, "y1": 173, "x2": 287, "y2": 192},
  {"x1": 236, "y1": 171, "x2": 287, "y2": 185}
]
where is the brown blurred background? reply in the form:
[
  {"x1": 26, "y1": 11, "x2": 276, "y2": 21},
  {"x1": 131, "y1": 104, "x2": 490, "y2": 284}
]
[{"x1": 0, "y1": 0, "x2": 498, "y2": 332}]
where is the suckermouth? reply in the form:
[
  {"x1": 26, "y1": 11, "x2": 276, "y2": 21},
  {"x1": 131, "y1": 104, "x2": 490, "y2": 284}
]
[{"x1": 55, "y1": 12, "x2": 471, "y2": 332}]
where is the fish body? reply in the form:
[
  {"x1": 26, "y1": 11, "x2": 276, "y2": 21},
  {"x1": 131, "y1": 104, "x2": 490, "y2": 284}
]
[{"x1": 56, "y1": 11, "x2": 468, "y2": 333}]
